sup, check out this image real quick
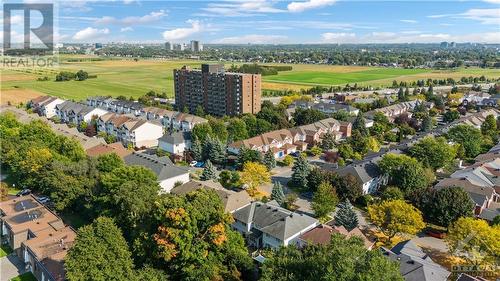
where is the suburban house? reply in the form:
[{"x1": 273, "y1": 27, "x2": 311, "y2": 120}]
[
  {"x1": 461, "y1": 91, "x2": 492, "y2": 106},
  {"x1": 30, "y1": 96, "x2": 65, "y2": 118},
  {"x1": 55, "y1": 101, "x2": 108, "y2": 125},
  {"x1": 232, "y1": 201, "x2": 318, "y2": 249},
  {"x1": 228, "y1": 118, "x2": 351, "y2": 159},
  {"x1": 381, "y1": 240, "x2": 451, "y2": 281},
  {"x1": 124, "y1": 152, "x2": 190, "y2": 193},
  {"x1": 447, "y1": 109, "x2": 500, "y2": 130},
  {"x1": 435, "y1": 157, "x2": 500, "y2": 222},
  {"x1": 85, "y1": 142, "x2": 133, "y2": 159},
  {"x1": 97, "y1": 112, "x2": 164, "y2": 148},
  {"x1": 86, "y1": 96, "x2": 115, "y2": 109},
  {"x1": 297, "y1": 224, "x2": 374, "y2": 249},
  {"x1": 171, "y1": 113, "x2": 208, "y2": 132},
  {"x1": 0, "y1": 195, "x2": 76, "y2": 281},
  {"x1": 365, "y1": 100, "x2": 424, "y2": 121},
  {"x1": 171, "y1": 180, "x2": 252, "y2": 213},
  {"x1": 336, "y1": 161, "x2": 388, "y2": 194},
  {"x1": 158, "y1": 131, "x2": 192, "y2": 155},
  {"x1": 291, "y1": 100, "x2": 360, "y2": 116}
]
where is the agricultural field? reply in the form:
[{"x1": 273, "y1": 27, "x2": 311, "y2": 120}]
[{"x1": 1, "y1": 55, "x2": 499, "y2": 104}]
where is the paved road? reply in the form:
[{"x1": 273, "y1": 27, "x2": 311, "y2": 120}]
[{"x1": 0, "y1": 254, "x2": 26, "y2": 281}]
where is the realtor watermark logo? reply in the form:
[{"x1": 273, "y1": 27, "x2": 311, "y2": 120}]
[{"x1": 2, "y1": 2, "x2": 58, "y2": 68}]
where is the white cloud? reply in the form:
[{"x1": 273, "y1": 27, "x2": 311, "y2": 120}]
[
  {"x1": 72, "y1": 27, "x2": 110, "y2": 41},
  {"x1": 212, "y1": 34, "x2": 289, "y2": 44},
  {"x1": 200, "y1": 0, "x2": 284, "y2": 16},
  {"x1": 288, "y1": 0, "x2": 336, "y2": 12},
  {"x1": 321, "y1": 32, "x2": 356, "y2": 42},
  {"x1": 95, "y1": 10, "x2": 166, "y2": 25},
  {"x1": 123, "y1": 0, "x2": 136, "y2": 4},
  {"x1": 400, "y1": 19, "x2": 418, "y2": 24},
  {"x1": 162, "y1": 20, "x2": 204, "y2": 41},
  {"x1": 483, "y1": 0, "x2": 500, "y2": 3},
  {"x1": 428, "y1": 8, "x2": 500, "y2": 25},
  {"x1": 120, "y1": 27, "x2": 133, "y2": 32}
]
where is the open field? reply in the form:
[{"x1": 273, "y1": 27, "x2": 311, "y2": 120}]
[{"x1": 1, "y1": 55, "x2": 499, "y2": 101}]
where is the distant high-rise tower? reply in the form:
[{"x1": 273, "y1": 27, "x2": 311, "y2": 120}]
[
  {"x1": 165, "y1": 42, "x2": 172, "y2": 50},
  {"x1": 174, "y1": 64, "x2": 261, "y2": 117},
  {"x1": 190, "y1": 40, "x2": 201, "y2": 52},
  {"x1": 440, "y1": 42, "x2": 449, "y2": 48}
]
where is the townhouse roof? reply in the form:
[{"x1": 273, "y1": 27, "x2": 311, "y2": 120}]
[
  {"x1": 124, "y1": 152, "x2": 189, "y2": 181},
  {"x1": 381, "y1": 240, "x2": 450, "y2": 281},
  {"x1": 293, "y1": 101, "x2": 358, "y2": 113},
  {"x1": 31, "y1": 95, "x2": 52, "y2": 105},
  {"x1": 336, "y1": 162, "x2": 381, "y2": 184},
  {"x1": 111, "y1": 100, "x2": 144, "y2": 110},
  {"x1": 56, "y1": 101, "x2": 96, "y2": 116},
  {"x1": 142, "y1": 107, "x2": 177, "y2": 118},
  {"x1": 158, "y1": 131, "x2": 192, "y2": 145},
  {"x1": 171, "y1": 180, "x2": 252, "y2": 213},
  {"x1": 99, "y1": 112, "x2": 133, "y2": 127},
  {"x1": 0, "y1": 195, "x2": 65, "y2": 234},
  {"x1": 435, "y1": 178, "x2": 495, "y2": 201},
  {"x1": 173, "y1": 112, "x2": 208, "y2": 124},
  {"x1": 85, "y1": 142, "x2": 132, "y2": 159},
  {"x1": 233, "y1": 201, "x2": 318, "y2": 241},
  {"x1": 301, "y1": 223, "x2": 374, "y2": 248},
  {"x1": 477, "y1": 201, "x2": 500, "y2": 221},
  {"x1": 48, "y1": 123, "x2": 106, "y2": 150},
  {"x1": 23, "y1": 226, "x2": 76, "y2": 281}
]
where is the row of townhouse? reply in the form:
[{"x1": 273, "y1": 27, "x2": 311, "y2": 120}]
[
  {"x1": 29, "y1": 96, "x2": 65, "y2": 118},
  {"x1": 291, "y1": 100, "x2": 360, "y2": 116},
  {"x1": 435, "y1": 147, "x2": 500, "y2": 222},
  {"x1": 460, "y1": 91, "x2": 500, "y2": 107},
  {"x1": 54, "y1": 101, "x2": 109, "y2": 126},
  {"x1": 0, "y1": 195, "x2": 76, "y2": 281},
  {"x1": 446, "y1": 108, "x2": 500, "y2": 131},
  {"x1": 86, "y1": 96, "x2": 144, "y2": 116},
  {"x1": 365, "y1": 100, "x2": 427, "y2": 121},
  {"x1": 97, "y1": 112, "x2": 164, "y2": 148},
  {"x1": 87, "y1": 97, "x2": 208, "y2": 132},
  {"x1": 228, "y1": 118, "x2": 352, "y2": 159}
]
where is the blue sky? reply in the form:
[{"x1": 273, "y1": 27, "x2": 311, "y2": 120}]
[{"x1": 3, "y1": 0, "x2": 500, "y2": 44}]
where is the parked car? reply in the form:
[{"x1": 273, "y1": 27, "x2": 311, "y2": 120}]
[
  {"x1": 36, "y1": 196, "x2": 51, "y2": 204},
  {"x1": 194, "y1": 161, "x2": 205, "y2": 168},
  {"x1": 16, "y1": 189, "x2": 31, "y2": 197},
  {"x1": 290, "y1": 151, "x2": 301, "y2": 158},
  {"x1": 426, "y1": 229, "x2": 447, "y2": 239},
  {"x1": 189, "y1": 161, "x2": 198, "y2": 167}
]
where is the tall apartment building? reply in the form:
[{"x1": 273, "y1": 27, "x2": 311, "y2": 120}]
[
  {"x1": 190, "y1": 40, "x2": 202, "y2": 52},
  {"x1": 174, "y1": 64, "x2": 261, "y2": 117}
]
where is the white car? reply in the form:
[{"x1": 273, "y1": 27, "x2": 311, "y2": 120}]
[{"x1": 189, "y1": 161, "x2": 198, "y2": 167}]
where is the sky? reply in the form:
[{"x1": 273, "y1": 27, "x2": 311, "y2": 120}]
[{"x1": 2, "y1": 0, "x2": 500, "y2": 44}]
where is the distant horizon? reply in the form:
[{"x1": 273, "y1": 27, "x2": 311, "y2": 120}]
[{"x1": 3, "y1": 0, "x2": 500, "y2": 44}]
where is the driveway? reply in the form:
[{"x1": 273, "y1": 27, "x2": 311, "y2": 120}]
[
  {"x1": 413, "y1": 234, "x2": 449, "y2": 252},
  {"x1": 1, "y1": 254, "x2": 26, "y2": 281}
]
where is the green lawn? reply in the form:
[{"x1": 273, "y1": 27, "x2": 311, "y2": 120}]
[
  {"x1": 10, "y1": 272, "x2": 37, "y2": 281},
  {"x1": 263, "y1": 68, "x2": 430, "y2": 86},
  {"x1": 0, "y1": 244, "x2": 13, "y2": 258}
]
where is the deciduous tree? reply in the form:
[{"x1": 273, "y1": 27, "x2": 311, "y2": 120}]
[
  {"x1": 240, "y1": 162, "x2": 270, "y2": 193},
  {"x1": 312, "y1": 182, "x2": 338, "y2": 219}
]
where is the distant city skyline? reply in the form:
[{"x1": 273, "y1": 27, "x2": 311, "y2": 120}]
[{"x1": 3, "y1": 0, "x2": 500, "y2": 44}]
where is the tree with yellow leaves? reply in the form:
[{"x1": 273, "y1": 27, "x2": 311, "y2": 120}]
[
  {"x1": 240, "y1": 161, "x2": 271, "y2": 194},
  {"x1": 368, "y1": 199, "x2": 425, "y2": 241},
  {"x1": 446, "y1": 217, "x2": 500, "y2": 266}
]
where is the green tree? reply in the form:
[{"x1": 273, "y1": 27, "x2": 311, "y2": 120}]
[
  {"x1": 191, "y1": 139, "x2": 203, "y2": 161},
  {"x1": 75, "y1": 70, "x2": 89, "y2": 81},
  {"x1": 310, "y1": 145, "x2": 323, "y2": 156},
  {"x1": 421, "y1": 115, "x2": 433, "y2": 132},
  {"x1": 320, "y1": 131, "x2": 336, "y2": 150},
  {"x1": 333, "y1": 173, "x2": 363, "y2": 202},
  {"x1": 209, "y1": 118, "x2": 229, "y2": 142},
  {"x1": 271, "y1": 181, "x2": 286, "y2": 206},
  {"x1": 447, "y1": 124, "x2": 483, "y2": 158},
  {"x1": 240, "y1": 162, "x2": 270, "y2": 194},
  {"x1": 200, "y1": 160, "x2": 217, "y2": 181},
  {"x1": 293, "y1": 108, "x2": 326, "y2": 126},
  {"x1": 353, "y1": 111, "x2": 368, "y2": 136},
  {"x1": 378, "y1": 154, "x2": 431, "y2": 195},
  {"x1": 443, "y1": 110, "x2": 460, "y2": 123},
  {"x1": 227, "y1": 118, "x2": 248, "y2": 142},
  {"x1": 66, "y1": 217, "x2": 135, "y2": 281},
  {"x1": 334, "y1": 200, "x2": 358, "y2": 231},
  {"x1": 412, "y1": 187, "x2": 474, "y2": 227},
  {"x1": 98, "y1": 166, "x2": 160, "y2": 235},
  {"x1": 192, "y1": 123, "x2": 213, "y2": 143},
  {"x1": 203, "y1": 136, "x2": 226, "y2": 165},
  {"x1": 481, "y1": 114, "x2": 497, "y2": 138},
  {"x1": 306, "y1": 167, "x2": 327, "y2": 192},
  {"x1": 195, "y1": 105, "x2": 205, "y2": 117},
  {"x1": 263, "y1": 149, "x2": 276, "y2": 171},
  {"x1": 380, "y1": 186, "x2": 404, "y2": 201},
  {"x1": 260, "y1": 234, "x2": 403, "y2": 281},
  {"x1": 237, "y1": 147, "x2": 262, "y2": 169},
  {"x1": 292, "y1": 155, "x2": 310, "y2": 188},
  {"x1": 409, "y1": 136, "x2": 456, "y2": 170},
  {"x1": 368, "y1": 200, "x2": 425, "y2": 240},
  {"x1": 152, "y1": 189, "x2": 253, "y2": 280},
  {"x1": 312, "y1": 182, "x2": 339, "y2": 219},
  {"x1": 218, "y1": 170, "x2": 240, "y2": 189}
]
